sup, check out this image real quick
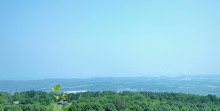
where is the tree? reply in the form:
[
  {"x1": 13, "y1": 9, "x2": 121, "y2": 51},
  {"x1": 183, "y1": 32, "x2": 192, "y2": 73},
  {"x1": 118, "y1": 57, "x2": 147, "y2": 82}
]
[
  {"x1": 114, "y1": 96, "x2": 128, "y2": 110},
  {"x1": 0, "y1": 97, "x2": 8, "y2": 105},
  {"x1": 0, "y1": 105, "x2": 3, "y2": 111},
  {"x1": 103, "y1": 103, "x2": 117, "y2": 111},
  {"x1": 130, "y1": 104, "x2": 144, "y2": 111},
  {"x1": 63, "y1": 104, "x2": 78, "y2": 111},
  {"x1": 12, "y1": 92, "x2": 21, "y2": 101},
  {"x1": 3, "y1": 105, "x2": 22, "y2": 111}
]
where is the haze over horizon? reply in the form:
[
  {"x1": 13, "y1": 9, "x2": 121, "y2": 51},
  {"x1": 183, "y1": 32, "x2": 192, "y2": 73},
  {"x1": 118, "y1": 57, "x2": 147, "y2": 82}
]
[{"x1": 1, "y1": 0, "x2": 220, "y2": 80}]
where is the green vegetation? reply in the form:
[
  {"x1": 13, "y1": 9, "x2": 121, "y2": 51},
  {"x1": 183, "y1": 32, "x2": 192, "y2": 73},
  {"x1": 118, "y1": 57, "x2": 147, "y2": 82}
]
[
  {"x1": 0, "y1": 90, "x2": 220, "y2": 111},
  {"x1": 52, "y1": 84, "x2": 66, "y2": 103}
]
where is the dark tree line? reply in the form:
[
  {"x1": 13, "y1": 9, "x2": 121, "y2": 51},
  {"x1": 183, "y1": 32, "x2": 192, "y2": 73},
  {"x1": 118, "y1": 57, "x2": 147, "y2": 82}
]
[{"x1": 0, "y1": 91, "x2": 220, "y2": 111}]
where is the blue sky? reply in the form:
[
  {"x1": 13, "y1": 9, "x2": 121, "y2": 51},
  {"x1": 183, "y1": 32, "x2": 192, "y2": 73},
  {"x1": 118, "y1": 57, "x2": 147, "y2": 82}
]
[{"x1": 0, "y1": 0, "x2": 220, "y2": 80}]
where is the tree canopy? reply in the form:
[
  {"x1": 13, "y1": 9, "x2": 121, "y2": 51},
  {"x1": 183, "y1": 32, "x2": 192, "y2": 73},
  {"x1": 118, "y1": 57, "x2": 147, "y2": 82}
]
[{"x1": 0, "y1": 91, "x2": 220, "y2": 111}]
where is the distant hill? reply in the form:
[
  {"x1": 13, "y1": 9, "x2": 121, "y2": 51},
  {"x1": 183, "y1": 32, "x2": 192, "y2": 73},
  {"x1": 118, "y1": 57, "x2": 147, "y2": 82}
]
[{"x1": 0, "y1": 75, "x2": 220, "y2": 96}]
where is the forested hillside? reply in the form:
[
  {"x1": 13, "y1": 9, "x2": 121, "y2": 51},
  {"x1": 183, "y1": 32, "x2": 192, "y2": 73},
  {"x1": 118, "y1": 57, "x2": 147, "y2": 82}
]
[{"x1": 0, "y1": 90, "x2": 220, "y2": 111}]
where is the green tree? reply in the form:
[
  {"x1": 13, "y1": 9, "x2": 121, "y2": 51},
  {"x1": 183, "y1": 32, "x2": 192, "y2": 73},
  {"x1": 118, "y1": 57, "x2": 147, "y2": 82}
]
[
  {"x1": 63, "y1": 104, "x2": 77, "y2": 111},
  {"x1": 3, "y1": 105, "x2": 22, "y2": 111},
  {"x1": 114, "y1": 96, "x2": 128, "y2": 110},
  {"x1": 103, "y1": 103, "x2": 117, "y2": 111},
  {"x1": 12, "y1": 92, "x2": 21, "y2": 101},
  {"x1": 0, "y1": 105, "x2": 3, "y2": 111},
  {"x1": 0, "y1": 97, "x2": 8, "y2": 105}
]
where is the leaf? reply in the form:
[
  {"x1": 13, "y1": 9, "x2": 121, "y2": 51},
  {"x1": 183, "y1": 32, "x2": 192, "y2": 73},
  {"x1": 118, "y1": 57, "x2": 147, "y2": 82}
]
[
  {"x1": 52, "y1": 84, "x2": 61, "y2": 92},
  {"x1": 55, "y1": 84, "x2": 61, "y2": 91},
  {"x1": 52, "y1": 86, "x2": 56, "y2": 92},
  {"x1": 60, "y1": 93, "x2": 66, "y2": 101},
  {"x1": 53, "y1": 95, "x2": 60, "y2": 100},
  {"x1": 62, "y1": 93, "x2": 66, "y2": 97},
  {"x1": 61, "y1": 97, "x2": 66, "y2": 101}
]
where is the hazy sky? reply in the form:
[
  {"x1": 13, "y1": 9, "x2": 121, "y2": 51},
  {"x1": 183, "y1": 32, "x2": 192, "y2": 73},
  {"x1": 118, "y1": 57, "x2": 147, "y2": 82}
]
[{"x1": 0, "y1": 0, "x2": 220, "y2": 80}]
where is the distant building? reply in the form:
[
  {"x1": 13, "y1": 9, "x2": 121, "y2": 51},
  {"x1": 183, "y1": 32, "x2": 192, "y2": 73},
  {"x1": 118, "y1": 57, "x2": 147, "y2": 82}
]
[
  {"x1": 57, "y1": 101, "x2": 69, "y2": 105},
  {"x1": 13, "y1": 101, "x2": 19, "y2": 104},
  {"x1": 64, "y1": 90, "x2": 87, "y2": 94}
]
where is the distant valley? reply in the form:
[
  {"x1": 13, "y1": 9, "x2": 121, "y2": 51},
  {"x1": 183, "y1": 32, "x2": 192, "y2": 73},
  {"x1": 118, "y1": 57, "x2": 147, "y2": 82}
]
[{"x1": 0, "y1": 75, "x2": 220, "y2": 96}]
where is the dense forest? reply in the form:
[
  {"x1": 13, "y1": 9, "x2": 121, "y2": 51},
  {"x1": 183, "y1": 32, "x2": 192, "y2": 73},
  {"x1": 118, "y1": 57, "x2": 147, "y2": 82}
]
[{"x1": 0, "y1": 90, "x2": 220, "y2": 111}]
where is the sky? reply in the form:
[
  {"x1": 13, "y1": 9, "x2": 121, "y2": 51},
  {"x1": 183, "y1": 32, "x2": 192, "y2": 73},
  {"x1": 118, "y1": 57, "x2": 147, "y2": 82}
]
[{"x1": 0, "y1": 0, "x2": 220, "y2": 80}]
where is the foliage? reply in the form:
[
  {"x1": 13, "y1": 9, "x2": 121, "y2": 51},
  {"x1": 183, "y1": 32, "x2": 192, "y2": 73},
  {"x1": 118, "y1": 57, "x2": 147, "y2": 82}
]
[
  {"x1": 3, "y1": 105, "x2": 22, "y2": 111},
  {"x1": 63, "y1": 104, "x2": 77, "y2": 111},
  {"x1": 52, "y1": 84, "x2": 61, "y2": 93},
  {"x1": 52, "y1": 84, "x2": 66, "y2": 104},
  {"x1": 0, "y1": 90, "x2": 220, "y2": 111}
]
